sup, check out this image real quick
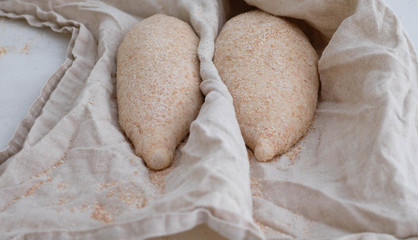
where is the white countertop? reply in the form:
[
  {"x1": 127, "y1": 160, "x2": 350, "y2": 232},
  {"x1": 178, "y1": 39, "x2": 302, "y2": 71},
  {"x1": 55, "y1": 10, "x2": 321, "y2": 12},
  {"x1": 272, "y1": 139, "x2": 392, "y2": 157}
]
[
  {"x1": 1, "y1": 0, "x2": 417, "y2": 151},
  {"x1": 0, "y1": 18, "x2": 70, "y2": 151}
]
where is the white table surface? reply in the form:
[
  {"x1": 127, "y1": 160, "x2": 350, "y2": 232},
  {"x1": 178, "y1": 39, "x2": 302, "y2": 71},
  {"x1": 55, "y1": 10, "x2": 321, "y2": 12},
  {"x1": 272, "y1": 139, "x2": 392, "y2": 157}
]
[
  {"x1": 0, "y1": 18, "x2": 70, "y2": 151},
  {"x1": 1, "y1": 1, "x2": 417, "y2": 152}
]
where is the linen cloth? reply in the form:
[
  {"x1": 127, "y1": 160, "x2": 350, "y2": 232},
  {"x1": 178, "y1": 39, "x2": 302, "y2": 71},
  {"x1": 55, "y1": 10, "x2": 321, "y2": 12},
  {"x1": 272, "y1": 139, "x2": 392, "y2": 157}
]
[{"x1": 0, "y1": 0, "x2": 417, "y2": 239}]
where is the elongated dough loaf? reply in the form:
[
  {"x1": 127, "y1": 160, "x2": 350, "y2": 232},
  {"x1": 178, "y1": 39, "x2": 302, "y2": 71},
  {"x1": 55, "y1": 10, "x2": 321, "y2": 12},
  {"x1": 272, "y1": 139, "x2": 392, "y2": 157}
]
[
  {"x1": 117, "y1": 14, "x2": 203, "y2": 170},
  {"x1": 214, "y1": 10, "x2": 319, "y2": 162}
]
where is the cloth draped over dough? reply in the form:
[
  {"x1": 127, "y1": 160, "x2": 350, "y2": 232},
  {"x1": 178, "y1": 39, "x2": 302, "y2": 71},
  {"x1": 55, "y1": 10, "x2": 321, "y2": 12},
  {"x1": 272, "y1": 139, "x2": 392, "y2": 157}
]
[{"x1": 0, "y1": 0, "x2": 417, "y2": 239}]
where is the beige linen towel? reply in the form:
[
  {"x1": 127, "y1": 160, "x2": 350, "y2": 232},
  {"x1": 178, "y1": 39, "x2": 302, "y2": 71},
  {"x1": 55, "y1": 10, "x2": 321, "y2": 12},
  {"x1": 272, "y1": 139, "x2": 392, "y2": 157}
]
[{"x1": 0, "y1": 0, "x2": 417, "y2": 239}]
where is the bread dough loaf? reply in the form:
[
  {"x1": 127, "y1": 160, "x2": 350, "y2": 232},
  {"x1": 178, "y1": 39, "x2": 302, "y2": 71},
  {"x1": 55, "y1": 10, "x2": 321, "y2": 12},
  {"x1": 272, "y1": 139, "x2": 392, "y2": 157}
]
[
  {"x1": 117, "y1": 14, "x2": 202, "y2": 170},
  {"x1": 214, "y1": 10, "x2": 319, "y2": 162}
]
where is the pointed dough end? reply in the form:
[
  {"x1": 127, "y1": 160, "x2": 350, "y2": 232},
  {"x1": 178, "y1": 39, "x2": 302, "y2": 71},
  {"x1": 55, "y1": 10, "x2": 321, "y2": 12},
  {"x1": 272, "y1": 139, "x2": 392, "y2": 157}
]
[
  {"x1": 254, "y1": 140, "x2": 275, "y2": 162},
  {"x1": 143, "y1": 148, "x2": 173, "y2": 170}
]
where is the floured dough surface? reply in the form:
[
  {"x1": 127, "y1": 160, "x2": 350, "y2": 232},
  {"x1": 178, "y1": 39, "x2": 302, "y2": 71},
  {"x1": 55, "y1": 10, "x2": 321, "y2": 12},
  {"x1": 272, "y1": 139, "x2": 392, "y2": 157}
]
[
  {"x1": 117, "y1": 14, "x2": 203, "y2": 170},
  {"x1": 214, "y1": 10, "x2": 319, "y2": 162}
]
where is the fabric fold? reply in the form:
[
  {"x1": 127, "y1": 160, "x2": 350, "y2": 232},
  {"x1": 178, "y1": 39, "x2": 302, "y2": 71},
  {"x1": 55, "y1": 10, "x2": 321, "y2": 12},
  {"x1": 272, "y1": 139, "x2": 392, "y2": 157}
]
[{"x1": 245, "y1": 0, "x2": 418, "y2": 239}]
